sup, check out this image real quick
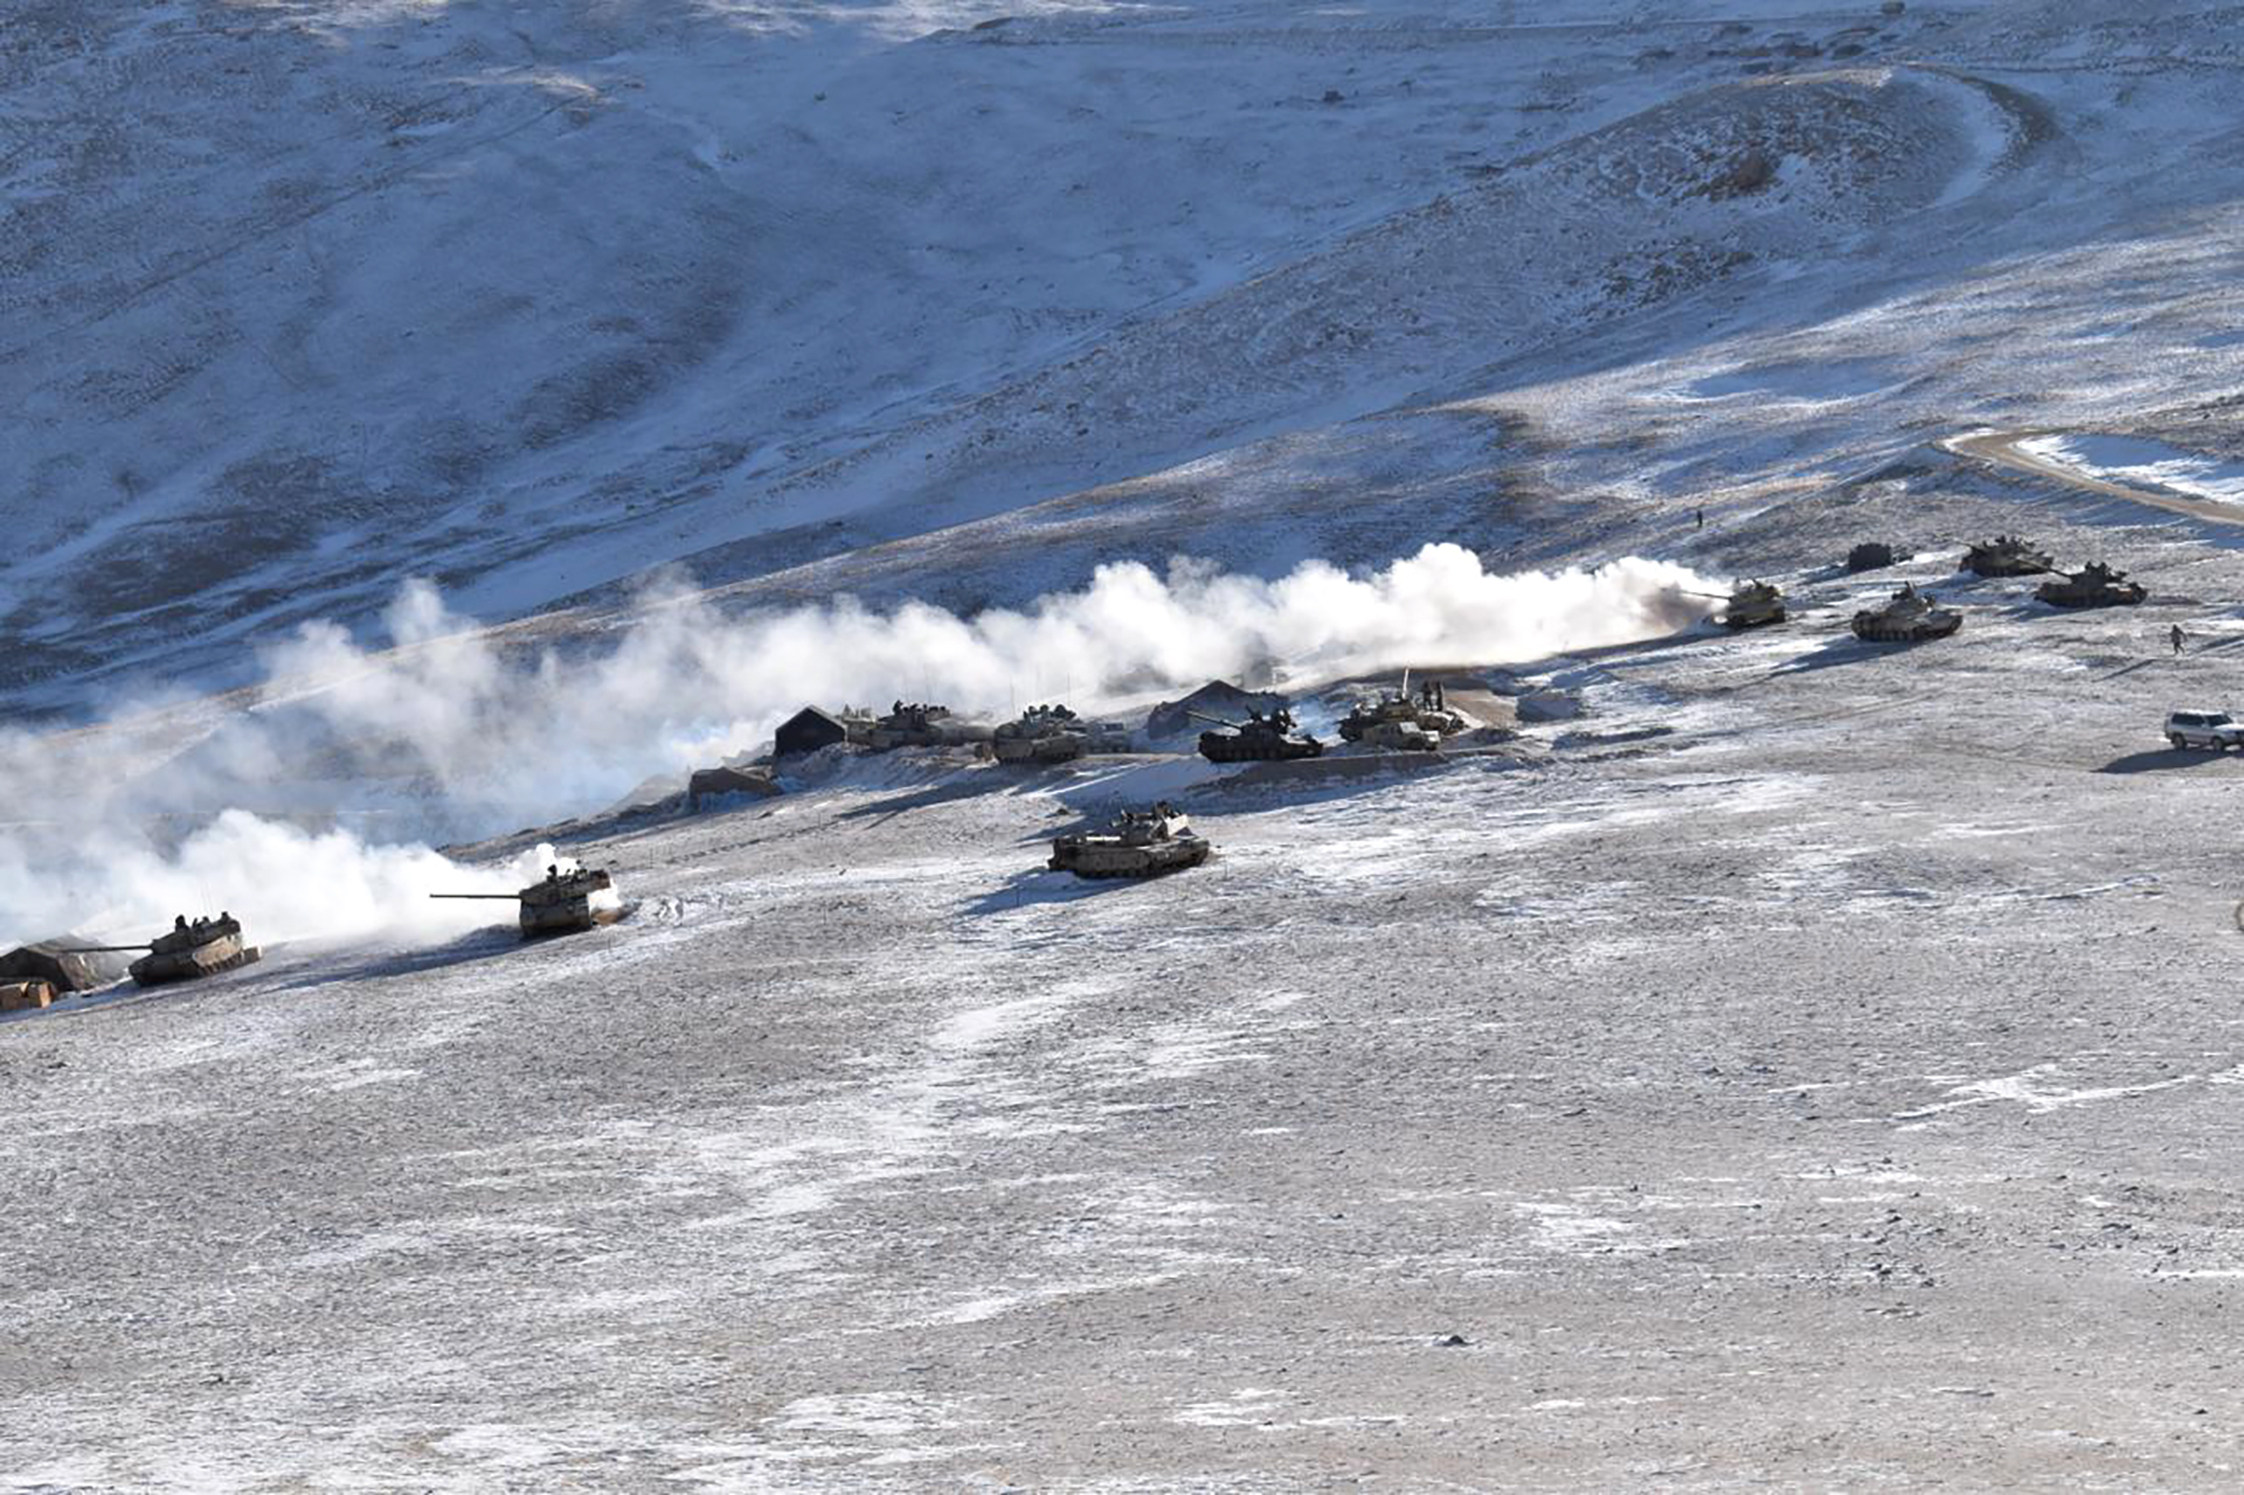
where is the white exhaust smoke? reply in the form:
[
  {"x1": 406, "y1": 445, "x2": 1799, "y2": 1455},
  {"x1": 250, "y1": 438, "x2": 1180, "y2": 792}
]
[{"x1": 0, "y1": 544, "x2": 1715, "y2": 952}]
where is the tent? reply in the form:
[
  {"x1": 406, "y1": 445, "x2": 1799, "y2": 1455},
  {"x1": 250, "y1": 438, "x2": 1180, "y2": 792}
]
[
  {"x1": 0, "y1": 937, "x2": 128, "y2": 993},
  {"x1": 774, "y1": 706, "x2": 850, "y2": 758},
  {"x1": 687, "y1": 766, "x2": 784, "y2": 811}
]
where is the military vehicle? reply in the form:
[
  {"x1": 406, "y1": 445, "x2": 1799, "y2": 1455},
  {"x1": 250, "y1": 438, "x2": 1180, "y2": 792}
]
[
  {"x1": 1337, "y1": 673, "x2": 1462, "y2": 751},
  {"x1": 432, "y1": 865, "x2": 626, "y2": 937},
  {"x1": 864, "y1": 701, "x2": 954, "y2": 750},
  {"x1": 67, "y1": 913, "x2": 263, "y2": 989},
  {"x1": 1048, "y1": 803, "x2": 1211, "y2": 879},
  {"x1": 2035, "y1": 561, "x2": 2147, "y2": 608},
  {"x1": 993, "y1": 704, "x2": 1088, "y2": 765},
  {"x1": 1963, "y1": 535, "x2": 2054, "y2": 577},
  {"x1": 1189, "y1": 706, "x2": 1324, "y2": 763},
  {"x1": 1719, "y1": 580, "x2": 1787, "y2": 630},
  {"x1": 1845, "y1": 542, "x2": 1910, "y2": 573},
  {"x1": 1851, "y1": 582, "x2": 1962, "y2": 642}
]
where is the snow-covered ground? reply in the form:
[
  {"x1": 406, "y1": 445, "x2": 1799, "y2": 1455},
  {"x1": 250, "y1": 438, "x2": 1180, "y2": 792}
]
[{"x1": 18, "y1": 0, "x2": 2244, "y2": 1486}]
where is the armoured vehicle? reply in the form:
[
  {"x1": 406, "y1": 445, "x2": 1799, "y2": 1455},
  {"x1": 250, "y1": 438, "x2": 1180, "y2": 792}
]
[
  {"x1": 1851, "y1": 583, "x2": 1962, "y2": 642},
  {"x1": 1845, "y1": 542, "x2": 1910, "y2": 573},
  {"x1": 864, "y1": 701, "x2": 954, "y2": 750},
  {"x1": 1049, "y1": 803, "x2": 1211, "y2": 879},
  {"x1": 1337, "y1": 674, "x2": 1462, "y2": 751},
  {"x1": 68, "y1": 913, "x2": 263, "y2": 989},
  {"x1": 1190, "y1": 706, "x2": 1324, "y2": 763},
  {"x1": 993, "y1": 704, "x2": 1088, "y2": 765},
  {"x1": 2035, "y1": 561, "x2": 2147, "y2": 608},
  {"x1": 1963, "y1": 535, "x2": 2054, "y2": 577},
  {"x1": 1720, "y1": 580, "x2": 1787, "y2": 630},
  {"x1": 432, "y1": 865, "x2": 626, "y2": 937}
]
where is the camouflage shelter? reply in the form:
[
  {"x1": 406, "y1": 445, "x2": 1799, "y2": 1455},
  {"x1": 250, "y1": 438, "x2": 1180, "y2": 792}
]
[
  {"x1": 0, "y1": 938, "x2": 126, "y2": 993},
  {"x1": 774, "y1": 706, "x2": 850, "y2": 757}
]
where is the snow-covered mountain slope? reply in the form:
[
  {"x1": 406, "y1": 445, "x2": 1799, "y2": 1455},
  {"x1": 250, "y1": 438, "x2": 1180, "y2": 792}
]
[{"x1": 22, "y1": 0, "x2": 2244, "y2": 713}]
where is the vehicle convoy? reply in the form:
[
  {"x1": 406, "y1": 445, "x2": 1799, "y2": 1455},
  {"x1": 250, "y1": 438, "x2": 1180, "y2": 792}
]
[
  {"x1": 2036, "y1": 561, "x2": 2147, "y2": 608},
  {"x1": 1719, "y1": 580, "x2": 1787, "y2": 630},
  {"x1": 432, "y1": 865, "x2": 626, "y2": 937},
  {"x1": 67, "y1": 913, "x2": 263, "y2": 989},
  {"x1": 993, "y1": 704, "x2": 1088, "y2": 764},
  {"x1": 1191, "y1": 706, "x2": 1323, "y2": 763},
  {"x1": 1851, "y1": 583, "x2": 1962, "y2": 642},
  {"x1": 864, "y1": 701, "x2": 954, "y2": 750},
  {"x1": 1963, "y1": 535, "x2": 2054, "y2": 577},
  {"x1": 1048, "y1": 803, "x2": 1211, "y2": 878},
  {"x1": 1337, "y1": 674, "x2": 1462, "y2": 752},
  {"x1": 2165, "y1": 710, "x2": 2244, "y2": 751}
]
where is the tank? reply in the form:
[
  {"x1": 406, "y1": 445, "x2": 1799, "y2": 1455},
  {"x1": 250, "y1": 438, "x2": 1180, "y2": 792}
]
[
  {"x1": 1720, "y1": 580, "x2": 1787, "y2": 629},
  {"x1": 1845, "y1": 542, "x2": 1909, "y2": 573},
  {"x1": 993, "y1": 704, "x2": 1088, "y2": 764},
  {"x1": 1851, "y1": 582, "x2": 1962, "y2": 642},
  {"x1": 1963, "y1": 535, "x2": 2053, "y2": 577},
  {"x1": 2035, "y1": 561, "x2": 2147, "y2": 608},
  {"x1": 1048, "y1": 803, "x2": 1211, "y2": 879},
  {"x1": 87, "y1": 914, "x2": 263, "y2": 988},
  {"x1": 864, "y1": 701, "x2": 954, "y2": 750},
  {"x1": 1190, "y1": 706, "x2": 1324, "y2": 763},
  {"x1": 431, "y1": 865, "x2": 626, "y2": 938},
  {"x1": 1338, "y1": 674, "x2": 1464, "y2": 748}
]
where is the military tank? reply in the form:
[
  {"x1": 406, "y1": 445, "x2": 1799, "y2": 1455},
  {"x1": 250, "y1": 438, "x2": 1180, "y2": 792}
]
[
  {"x1": 1963, "y1": 535, "x2": 2054, "y2": 577},
  {"x1": 1850, "y1": 582, "x2": 1962, "y2": 642},
  {"x1": 432, "y1": 865, "x2": 626, "y2": 937},
  {"x1": 1048, "y1": 803, "x2": 1211, "y2": 879},
  {"x1": 864, "y1": 701, "x2": 954, "y2": 750},
  {"x1": 2035, "y1": 561, "x2": 2147, "y2": 608},
  {"x1": 68, "y1": 913, "x2": 263, "y2": 989},
  {"x1": 1720, "y1": 580, "x2": 1787, "y2": 630},
  {"x1": 1189, "y1": 706, "x2": 1323, "y2": 763},
  {"x1": 993, "y1": 704, "x2": 1088, "y2": 765},
  {"x1": 1845, "y1": 542, "x2": 1910, "y2": 573},
  {"x1": 1337, "y1": 674, "x2": 1461, "y2": 751}
]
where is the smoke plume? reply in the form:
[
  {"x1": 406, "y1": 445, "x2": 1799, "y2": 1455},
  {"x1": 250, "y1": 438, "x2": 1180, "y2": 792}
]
[{"x1": 0, "y1": 544, "x2": 1713, "y2": 952}]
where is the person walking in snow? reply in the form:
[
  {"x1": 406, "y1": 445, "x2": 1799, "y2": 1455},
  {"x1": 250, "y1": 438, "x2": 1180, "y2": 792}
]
[
  {"x1": 2172, "y1": 623, "x2": 2186, "y2": 656},
  {"x1": 1695, "y1": 508, "x2": 1704, "y2": 530}
]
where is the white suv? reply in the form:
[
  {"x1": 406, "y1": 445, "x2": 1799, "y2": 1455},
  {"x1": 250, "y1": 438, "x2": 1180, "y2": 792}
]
[{"x1": 2166, "y1": 710, "x2": 2244, "y2": 751}]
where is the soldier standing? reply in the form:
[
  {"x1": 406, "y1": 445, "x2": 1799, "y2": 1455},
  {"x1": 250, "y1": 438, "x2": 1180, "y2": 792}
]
[{"x1": 2172, "y1": 623, "x2": 2186, "y2": 656}]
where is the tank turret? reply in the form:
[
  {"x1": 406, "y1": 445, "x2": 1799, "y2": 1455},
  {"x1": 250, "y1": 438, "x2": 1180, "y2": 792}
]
[
  {"x1": 992, "y1": 703, "x2": 1088, "y2": 765},
  {"x1": 1188, "y1": 705, "x2": 1323, "y2": 763},
  {"x1": 1851, "y1": 582, "x2": 1962, "y2": 642},
  {"x1": 2035, "y1": 561, "x2": 2147, "y2": 608},
  {"x1": 1048, "y1": 803, "x2": 1212, "y2": 879},
  {"x1": 1963, "y1": 535, "x2": 2053, "y2": 577}
]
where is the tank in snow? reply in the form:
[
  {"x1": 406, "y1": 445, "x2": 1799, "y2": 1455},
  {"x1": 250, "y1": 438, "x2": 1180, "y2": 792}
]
[
  {"x1": 864, "y1": 701, "x2": 954, "y2": 750},
  {"x1": 431, "y1": 865, "x2": 626, "y2": 937},
  {"x1": 65, "y1": 913, "x2": 263, "y2": 989},
  {"x1": 1963, "y1": 535, "x2": 2053, "y2": 577},
  {"x1": 1721, "y1": 580, "x2": 1787, "y2": 629},
  {"x1": 1337, "y1": 675, "x2": 1463, "y2": 750},
  {"x1": 1845, "y1": 542, "x2": 1910, "y2": 573},
  {"x1": 993, "y1": 703, "x2": 1088, "y2": 764},
  {"x1": 1049, "y1": 803, "x2": 1211, "y2": 879},
  {"x1": 2035, "y1": 561, "x2": 2147, "y2": 608},
  {"x1": 1851, "y1": 582, "x2": 1962, "y2": 642},
  {"x1": 1191, "y1": 706, "x2": 1323, "y2": 763}
]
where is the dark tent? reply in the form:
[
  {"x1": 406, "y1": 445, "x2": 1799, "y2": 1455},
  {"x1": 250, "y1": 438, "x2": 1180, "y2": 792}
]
[
  {"x1": 1144, "y1": 681, "x2": 1286, "y2": 740},
  {"x1": 0, "y1": 938, "x2": 128, "y2": 993},
  {"x1": 774, "y1": 706, "x2": 850, "y2": 758},
  {"x1": 687, "y1": 765, "x2": 784, "y2": 811}
]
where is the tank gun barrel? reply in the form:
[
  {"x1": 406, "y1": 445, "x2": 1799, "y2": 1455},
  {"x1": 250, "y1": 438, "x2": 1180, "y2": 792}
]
[
  {"x1": 428, "y1": 893, "x2": 524, "y2": 900},
  {"x1": 55, "y1": 943, "x2": 155, "y2": 953},
  {"x1": 1183, "y1": 709, "x2": 1245, "y2": 728}
]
